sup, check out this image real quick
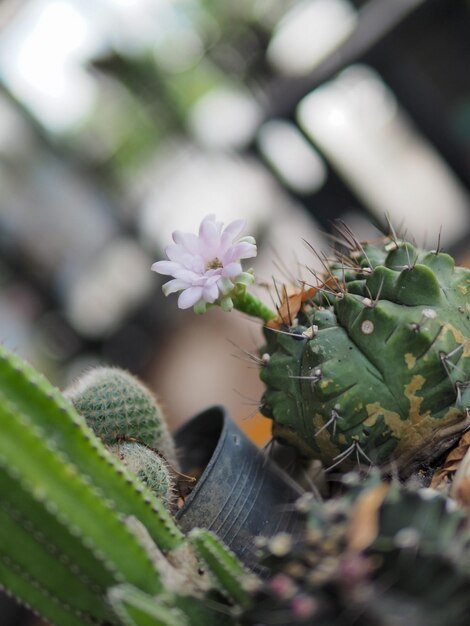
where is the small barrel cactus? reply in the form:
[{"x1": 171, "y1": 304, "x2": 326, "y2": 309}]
[
  {"x1": 260, "y1": 236, "x2": 470, "y2": 475},
  {"x1": 109, "y1": 442, "x2": 177, "y2": 510},
  {"x1": 65, "y1": 366, "x2": 179, "y2": 470}
]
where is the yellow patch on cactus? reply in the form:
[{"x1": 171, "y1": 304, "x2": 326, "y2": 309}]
[
  {"x1": 365, "y1": 403, "x2": 401, "y2": 429},
  {"x1": 404, "y1": 353, "x2": 416, "y2": 369},
  {"x1": 404, "y1": 375, "x2": 431, "y2": 425},
  {"x1": 443, "y1": 324, "x2": 470, "y2": 357}
]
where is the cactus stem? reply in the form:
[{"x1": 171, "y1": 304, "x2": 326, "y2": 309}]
[
  {"x1": 416, "y1": 324, "x2": 444, "y2": 360},
  {"x1": 364, "y1": 274, "x2": 385, "y2": 308},
  {"x1": 384, "y1": 323, "x2": 400, "y2": 344}
]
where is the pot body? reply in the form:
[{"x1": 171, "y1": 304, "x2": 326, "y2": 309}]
[{"x1": 175, "y1": 406, "x2": 305, "y2": 569}]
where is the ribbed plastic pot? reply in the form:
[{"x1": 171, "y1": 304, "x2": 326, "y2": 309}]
[{"x1": 174, "y1": 406, "x2": 305, "y2": 570}]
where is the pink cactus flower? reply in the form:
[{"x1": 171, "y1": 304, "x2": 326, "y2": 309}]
[{"x1": 152, "y1": 214, "x2": 257, "y2": 312}]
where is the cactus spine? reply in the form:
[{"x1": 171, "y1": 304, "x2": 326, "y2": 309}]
[{"x1": 260, "y1": 237, "x2": 470, "y2": 475}]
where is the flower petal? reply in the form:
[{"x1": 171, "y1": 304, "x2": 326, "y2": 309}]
[
  {"x1": 199, "y1": 215, "x2": 222, "y2": 255},
  {"x1": 218, "y1": 277, "x2": 234, "y2": 294},
  {"x1": 223, "y1": 218, "x2": 246, "y2": 240},
  {"x1": 165, "y1": 243, "x2": 186, "y2": 264},
  {"x1": 173, "y1": 231, "x2": 201, "y2": 255},
  {"x1": 162, "y1": 278, "x2": 189, "y2": 296},
  {"x1": 222, "y1": 242, "x2": 257, "y2": 264},
  {"x1": 217, "y1": 231, "x2": 235, "y2": 256},
  {"x1": 151, "y1": 260, "x2": 183, "y2": 276},
  {"x1": 178, "y1": 287, "x2": 203, "y2": 309},
  {"x1": 203, "y1": 281, "x2": 219, "y2": 303},
  {"x1": 222, "y1": 262, "x2": 242, "y2": 278},
  {"x1": 172, "y1": 268, "x2": 204, "y2": 284},
  {"x1": 188, "y1": 255, "x2": 205, "y2": 274}
]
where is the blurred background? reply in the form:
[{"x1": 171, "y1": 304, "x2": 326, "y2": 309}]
[
  {"x1": 0, "y1": 0, "x2": 469, "y2": 622},
  {"x1": 0, "y1": 0, "x2": 470, "y2": 441}
]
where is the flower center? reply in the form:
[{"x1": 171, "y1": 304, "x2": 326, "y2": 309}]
[{"x1": 206, "y1": 257, "x2": 223, "y2": 270}]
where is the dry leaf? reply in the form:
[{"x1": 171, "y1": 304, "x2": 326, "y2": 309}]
[
  {"x1": 430, "y1": 430, "x2": 470, "y2": 489},
  {"x1": 267, "y1": 287, "x2": 317, "y2": 330},
  {"x1": 347, "y1": 483, "x2": 390, "y2": 552}
]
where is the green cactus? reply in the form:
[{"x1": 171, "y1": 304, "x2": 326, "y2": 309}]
[
  {"x1": 109, "y1": 442, "x2": 176, "y2": 510},
  {"x1": 188, "y1": 528, "x2": 259, "y2": 609},
  {"x1": 0, "y1": 345, "x2": 258, "y2": 626},
  {"x1": 260, "y1": 236, "x2": 470, "y2": 475},
  {"x1": 4, "y1": 330, "x2": 470, "y2": 626},
  {"x1": 65, "y1": 367, "x2": 179, "y2": 470},
  {"x1": 241, "y1": 476, "x2": 470, "y2": 626}
]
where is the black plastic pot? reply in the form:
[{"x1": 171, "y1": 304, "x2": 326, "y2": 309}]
[
  {"x1": 0, "y1": 591, "x2": 36, "y2": 626},
  {"x1": 174, "y1": 406, "x2": 305, "y2": 570}
]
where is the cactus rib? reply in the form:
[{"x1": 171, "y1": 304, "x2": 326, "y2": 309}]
[{"x1": 189, "y1": 529, "x2": 258, "y2": 609}]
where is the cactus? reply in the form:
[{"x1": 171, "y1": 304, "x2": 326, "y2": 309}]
[
  {"x1": 65, "y1": 367, "x2": 180, "y2": 509},
  {"x1": 241, "y1": 476, "x2": 470, "y2": 626},
  {"x1": 109, "y1": 442, "x2": 176, "y2": 510},
  {"x1": 0, "y1": 345, "x2": 258, "y2": 626},
  {"x1": 260, "y1": 235, "x2": 470, "y2": 475},
  {"x1": 65, "y1": 367, "x2": 179, "y2": 470},
  {"x1": 4, "y1": 315, "x2": 470, "y2": 626}
]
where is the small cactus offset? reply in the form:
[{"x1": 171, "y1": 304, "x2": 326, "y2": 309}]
[
  {"x1": 260, "y1": 234, "x2": 470, "y2": 475},
  {"x1": 109, "y1": 442, "x2": 177, "y2": 511},
  {"x1": 64, "y1": 367, "x2": 179, "y2": 470},
  {"x1": 65, "y1": 366, "x2": 181, "y2": 510}
]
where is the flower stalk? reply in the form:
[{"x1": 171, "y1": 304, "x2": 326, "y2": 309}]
[{"x1": 231, "y1": 285, "x2": 277, "y2": 322}]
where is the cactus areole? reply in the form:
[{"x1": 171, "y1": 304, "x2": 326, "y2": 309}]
[{"x1": 260, "y1": 238, "x2": 470, "y2": 474}]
